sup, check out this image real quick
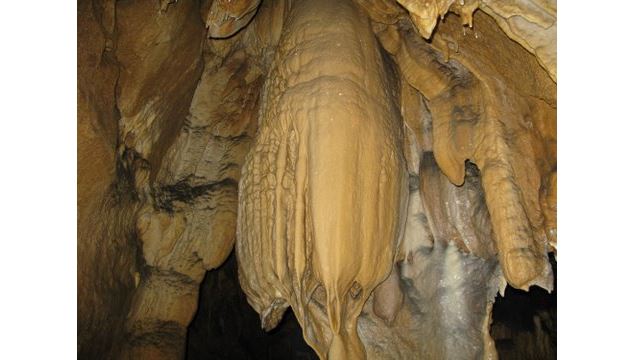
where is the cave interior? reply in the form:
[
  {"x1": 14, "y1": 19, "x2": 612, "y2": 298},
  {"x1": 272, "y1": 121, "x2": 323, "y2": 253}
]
[{"x1": 77, "y1": 0, "x2": 557, "y2": 358}]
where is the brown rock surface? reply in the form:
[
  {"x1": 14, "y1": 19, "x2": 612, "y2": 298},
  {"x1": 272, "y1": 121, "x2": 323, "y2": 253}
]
[
  {"x1": 78, "y1": 0, "x2": 138, "y2": 357},
  {"x1": 115, "y1": 0, "x2": 205, "y2": 181}
]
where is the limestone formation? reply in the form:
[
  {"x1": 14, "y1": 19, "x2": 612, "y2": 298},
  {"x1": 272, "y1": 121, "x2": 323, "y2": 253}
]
[
  {"x1": 236, "y1": 0, "x2": 408, "y2": 358},
  {"x1": 373, "y1": 0, "x2": 557, "y2": 80},
  {"x1": 206, "y1": 0, "x2": 262, "y2": 38},
  {"x1": 78, "y1": 0, "x2": 557, "y2": 358}
]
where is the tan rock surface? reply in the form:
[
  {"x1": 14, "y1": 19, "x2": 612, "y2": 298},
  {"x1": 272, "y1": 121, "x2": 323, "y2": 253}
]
[
  {"x1": 206, "y1": 0, "x2": 262, "y2": 38},
  {"x1": 428, "y1": 11, "x2": 556, "y2": 290},
  {"x1": 236, "y1": 0, "x2": 408, "y2": 358},
  {"x1": 370, "y1": 10, "x2": 555, "y2": 291},
  {"x1": 480, "y1": 0, "x2": 557, "y2": 81},
  {"x1": 123, "y1": 32, "x2": 264, "y2": 360},
  {"x1": 363, "y1": 0, "x2": 556, "y2": 80}
]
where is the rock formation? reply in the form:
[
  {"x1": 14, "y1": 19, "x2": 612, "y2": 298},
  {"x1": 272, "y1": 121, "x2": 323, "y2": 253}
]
[{"x1": 77, "y1": 0, "x2": 556, "y2": 358}]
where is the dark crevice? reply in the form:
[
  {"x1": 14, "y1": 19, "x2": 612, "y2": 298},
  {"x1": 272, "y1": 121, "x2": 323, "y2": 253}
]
[
  {"x1": 186, "y1": 251, "x2": 319, "y2": 360},
  {"x1": 491, "y1": 254, "x2": 557, "y2": 360},
  {"x1": 155, "y1": 177, "x2": 238, "y2": 212}
]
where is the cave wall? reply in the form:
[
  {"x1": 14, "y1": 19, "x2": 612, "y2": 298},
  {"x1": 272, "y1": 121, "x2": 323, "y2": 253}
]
[
  {"x1": 78, "y1": 0, "x2": 137, "y2": 357},
  {"x1": 78, "y1": 0, "x2": 207, "y2": 357}
]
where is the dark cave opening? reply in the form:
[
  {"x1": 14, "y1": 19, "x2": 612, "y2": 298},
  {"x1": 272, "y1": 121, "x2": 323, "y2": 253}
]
[
  {"x1": 186, "y1": 252, "x2": 556, "y2": 359},
  {"x1": 492, "y1": 254, "x2": 557, "y2": 360},
  {"x1": 186, "y1": 251, "x2": 319, "y2": 360}
]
